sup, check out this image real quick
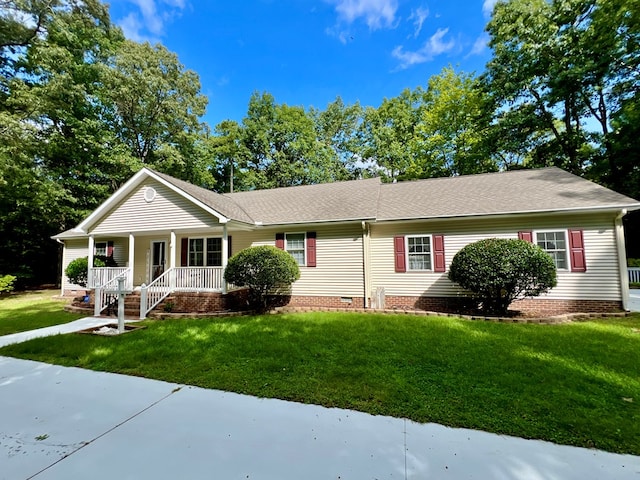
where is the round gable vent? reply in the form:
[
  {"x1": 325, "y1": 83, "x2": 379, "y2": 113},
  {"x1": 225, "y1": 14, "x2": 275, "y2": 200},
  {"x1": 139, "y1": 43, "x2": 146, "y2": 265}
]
[{"x1": 144, "y1": 187, "x2": 156, "y2": 203}]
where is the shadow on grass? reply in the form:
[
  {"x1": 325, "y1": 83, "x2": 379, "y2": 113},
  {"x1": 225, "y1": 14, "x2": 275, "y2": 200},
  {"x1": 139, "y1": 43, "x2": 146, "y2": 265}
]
[{"x1": 1, "y1": 312, "x2": 639, "y2": 454}]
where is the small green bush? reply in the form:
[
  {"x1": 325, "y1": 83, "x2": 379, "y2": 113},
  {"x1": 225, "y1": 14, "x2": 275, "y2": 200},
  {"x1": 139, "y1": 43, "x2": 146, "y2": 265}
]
[
  {"x1": 224, "y1": 246, "x2": 300, "y2": 311},
  {"x1": 0, "y1": 274, "x2": 17, "y2": 293},
  {"x1": 65, "y1": 257, "x2": 106, "y2": 288},
  {"x1": 448, "y1": 238, "x2": 557, "y2": 316},
  {"x1": 628, "y1": 258, "x2": 640, "y2": 267}
]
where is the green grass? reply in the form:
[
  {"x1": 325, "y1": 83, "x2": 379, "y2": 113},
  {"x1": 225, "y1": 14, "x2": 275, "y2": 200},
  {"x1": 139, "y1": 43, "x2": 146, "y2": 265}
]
[
  {"x1": 1, "y1": 311, "x2": 639, "y2": 455},
  {"x1": 0, "y1": 289, "x2": 85, "y2": 336}
]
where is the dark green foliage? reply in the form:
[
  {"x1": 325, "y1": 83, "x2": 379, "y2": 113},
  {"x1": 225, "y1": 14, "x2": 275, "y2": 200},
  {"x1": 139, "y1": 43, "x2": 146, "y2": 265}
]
[
  {"x1": 64, "y1": 256, "x2": 106, "y2": 287},
  {"x1": 448, "y1": 238, "x2": 557, "y2": 315},
  {"x1": 224, "y1": 246, "x2": 300, "y2": 311},
  {"x1": 628, "y1": 258, "x2": 640, "y2": 267}
]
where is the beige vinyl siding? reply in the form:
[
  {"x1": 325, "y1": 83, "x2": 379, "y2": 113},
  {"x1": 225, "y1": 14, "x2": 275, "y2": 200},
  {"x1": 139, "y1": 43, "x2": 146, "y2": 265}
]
[
  {"x1": 369, "y1": 212, "x2": 622, "y2": 301},
  {"x1": 91, "y1": 180, "x2": 220, "y2": 235},
  {"x1": 61, "y1": 239, "x2": 88, "y2": 291},
  {"x1": 232, "y1": 224, "x2": 365, "y2": 297}
]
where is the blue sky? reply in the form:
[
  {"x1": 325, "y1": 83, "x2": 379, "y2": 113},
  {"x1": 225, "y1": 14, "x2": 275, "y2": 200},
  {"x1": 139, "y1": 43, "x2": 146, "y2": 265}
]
[{"x1": 106, "y1": 0, "x2": 498, "y2": 128}]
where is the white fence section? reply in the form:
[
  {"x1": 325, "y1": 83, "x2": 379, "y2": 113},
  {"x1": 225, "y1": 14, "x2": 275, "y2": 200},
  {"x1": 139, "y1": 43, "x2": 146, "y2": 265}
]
[
  {"x1": 94, "y1": 268, "x2": 131, "y2": 316},
  {"x1": 174, "y1": 267, "x2": 225, "y2": 292},
  {"x1": 629, "y1": 267, "x2": 640, "y2": 284},
  {"x1": 139, "y1": 269, "x2": 172, "y2": 319},
  {"x1": 90, "y1": 267, "x2": 130, "y2": 289}
]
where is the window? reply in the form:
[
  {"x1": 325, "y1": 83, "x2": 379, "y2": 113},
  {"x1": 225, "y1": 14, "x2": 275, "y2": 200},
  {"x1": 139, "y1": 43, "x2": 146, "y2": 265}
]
[
  {"x1": 189, "y1": 238, "x2": 204, "y2": 266},
  {"x1": 95, "y1": 242, "x2": 107, "y2": 257},
  {"x1": 286, "y1": 233, "x2": 306, "y2": 266},
  {"x1": 407, "y1": 236, "x2": 431, "y2": 270},
  {"x1": 188, "y1": 237, "x2": 223, "y2": 267},
  {"x1": 536, "y1": 231, "x2": 568, "y2": 269}
]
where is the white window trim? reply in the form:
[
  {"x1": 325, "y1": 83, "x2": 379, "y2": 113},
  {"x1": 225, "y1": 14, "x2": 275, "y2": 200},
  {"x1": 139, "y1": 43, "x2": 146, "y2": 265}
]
[
  {"x1": 94, "y1": 241, "x2": 107, "y2": 256},
  {"x1": 406, "y1": 234, "x2": 433, "y2": 271},
  {"x1": 285, "y1": 232, "x2": 306, "y2": 266},
  {"x1": 534, "y1": 229, "x2": 569, "y2": 271},
  {"x1": 188, "y1": 237, "x2": 223, "y2": 267}
]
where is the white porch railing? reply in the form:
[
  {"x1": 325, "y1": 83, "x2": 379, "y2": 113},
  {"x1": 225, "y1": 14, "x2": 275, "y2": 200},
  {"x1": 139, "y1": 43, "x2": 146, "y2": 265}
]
[
  {"x1": 629, "y1": 267, "x2": 640, "y2": 284},
  {"x1": 139, "y1": 269, "x2": 172, "y2": 319},
  {"x1": 174, "y1": 267, "x2": 225, "y2": 292},
  {"x1": 94, "y1": 268, "x2": 131, "y2": 316},
  {"x1": 89, "y1": 267, "x2": 131, "y2": 289}
]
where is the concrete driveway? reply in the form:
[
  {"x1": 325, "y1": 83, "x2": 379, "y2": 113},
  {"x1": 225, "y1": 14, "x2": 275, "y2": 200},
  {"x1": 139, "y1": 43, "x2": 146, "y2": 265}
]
[{"x1": 1, "y1": 356, "x2": 639, "y2": 480}]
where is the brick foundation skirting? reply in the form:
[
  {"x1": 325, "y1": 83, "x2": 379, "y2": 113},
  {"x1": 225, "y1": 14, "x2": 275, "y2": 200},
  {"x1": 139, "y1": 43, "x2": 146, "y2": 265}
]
[{"x1": 383, "y1": 295, "x2": 623, "y2": 316}]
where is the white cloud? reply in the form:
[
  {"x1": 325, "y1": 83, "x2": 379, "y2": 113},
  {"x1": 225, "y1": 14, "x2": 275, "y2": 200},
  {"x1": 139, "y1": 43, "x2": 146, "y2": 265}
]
[
  {"x1": 328, "y1": 0, "x2": 398, "y2": 30},
  {"x1": 408, "y1": 7, "x2": 429, "y2": 38},
  {"x1": 392, "y1": 27, "x2": 456, "y2": 69},
  {"x1": 482, "y1": 0, "x2": 499, "y2": 17},
  {"x1": 116, "y1": 0, "x2": 187, "y2": 42},
  {"x1": 468, "y1": 33, "x2": 489, "y2": 56}
]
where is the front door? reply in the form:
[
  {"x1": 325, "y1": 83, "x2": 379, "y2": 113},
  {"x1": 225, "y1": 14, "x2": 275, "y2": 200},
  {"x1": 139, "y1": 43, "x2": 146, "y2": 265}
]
[{"x1": 151, "y1": 240, "x2": 166, "y2": 281}]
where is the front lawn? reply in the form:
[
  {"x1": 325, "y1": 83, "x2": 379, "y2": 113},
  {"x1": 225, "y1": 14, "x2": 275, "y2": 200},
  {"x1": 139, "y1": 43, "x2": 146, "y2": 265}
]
[
  {"x1": 0, "y1": 289, "x2": 84, "y2": 336},
  {"x1": 1, "y1": 311, "x2": 639, "y2": 455}
]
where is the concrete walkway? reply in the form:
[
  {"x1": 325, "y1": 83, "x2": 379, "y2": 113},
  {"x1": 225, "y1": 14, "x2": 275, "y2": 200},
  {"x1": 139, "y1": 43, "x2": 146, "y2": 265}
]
[
  {"x1": 1, "y1": 318, "x2": 640, "y2": 479},
  {"x1": 0, "y1": 317, "x2": 116, "y2": 348},
  {"x1": 629, "y1": 289, "x2": 640, "y2": 312}
]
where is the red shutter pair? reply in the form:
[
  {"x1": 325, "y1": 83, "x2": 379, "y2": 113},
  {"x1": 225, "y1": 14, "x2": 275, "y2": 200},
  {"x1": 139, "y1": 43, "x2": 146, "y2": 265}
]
[
  {"x1": 394, "y1": 235, "x2": 446, "y2": 273},
  {"x1": 275, "y1": 232, "x2": 317, "y2": 267},
  {"x1": 518, "y1": 230, "x2": 586, "y2": 272}
]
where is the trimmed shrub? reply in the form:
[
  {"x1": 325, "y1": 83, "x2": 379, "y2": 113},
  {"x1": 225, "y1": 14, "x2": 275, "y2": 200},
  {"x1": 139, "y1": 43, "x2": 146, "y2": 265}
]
[
  {"x1": 628, "y1": 258, "x2": 640, "y2": 267},
  {"x1": 64, "y1": 257, "x2": 106, "y2": 288},
  {"x1": 448, "y1": 238, "x2": 557, "y2": 316},
  {"x1": 0, "y1": 274, "x2": 17, "y2": 294},
  {"x1": 224, "y1": 246, "x2": 300, "y2": 311}
]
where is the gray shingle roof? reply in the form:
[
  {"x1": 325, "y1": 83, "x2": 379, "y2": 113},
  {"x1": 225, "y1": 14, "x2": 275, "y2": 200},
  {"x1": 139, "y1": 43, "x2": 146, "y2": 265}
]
[
  {"x1": 151, "y1": 167, "x2": 640, "y2": 226},
  {"x1": 376, "y1": 167, "x2": 639, "y2": 221}
]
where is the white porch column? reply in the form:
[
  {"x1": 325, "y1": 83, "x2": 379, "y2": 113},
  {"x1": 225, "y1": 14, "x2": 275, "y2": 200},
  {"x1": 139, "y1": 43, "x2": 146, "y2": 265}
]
[
  {"x1": 222, "y1": 223, "x2": 229, "y2": 294},
  {"x1": 128, "y1": 234, "x2": 135, "y2": 289},
  {"x1": 169, "y1": 230, "x2": 176, "y2": 289},
  {"x1": 88, "y1": 235, "x2": 95, "y2": 288}
]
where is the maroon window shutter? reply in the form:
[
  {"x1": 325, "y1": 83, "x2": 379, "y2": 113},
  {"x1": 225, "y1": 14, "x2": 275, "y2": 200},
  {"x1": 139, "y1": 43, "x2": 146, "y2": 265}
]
[
  {"x1": 433, "y1": 235, "x2": 445, "y2": 272},
  {"x1": 306, "y1": 232, "x2": 316, "y2": 267},
  {"x1": 568, "y1": 229, "x2": 586, "y2": 272},
  {"x1": 518, "y1": 231, "x2": 533, "y2": 243},
  {"x1": 181, "y1": 238, "x2": 189, "y2": 266},
  {"x1": 275, "y1": 233, "x2": 285, "y2": 250},
  {"x1": 227, "y1": 236, "x2": 232, "y2": 258},
  {"x1": 394, "y1": 236, "x2": 406, "y2": 273},
  {"x1": 107, "y1": 241, "x2": 114, "y2": 257}
]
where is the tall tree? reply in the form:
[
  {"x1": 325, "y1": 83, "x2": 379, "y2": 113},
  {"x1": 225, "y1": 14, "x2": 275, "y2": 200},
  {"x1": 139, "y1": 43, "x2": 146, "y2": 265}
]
[
  {"x1": 415, "y1": 67, "x2": 496, "y2": 177},
  {"x1": 240, "y1": 92, "x2": 348, "y2": 189},
  {"x1": 484, "y1": 0, "x2": 640, "y2": 195},
  {"x1": 361, "y1": 88, "x2": 422, "y2": 182},
  {"x1": 101, "y1": 40, "x2": 211, "y2": 185}
]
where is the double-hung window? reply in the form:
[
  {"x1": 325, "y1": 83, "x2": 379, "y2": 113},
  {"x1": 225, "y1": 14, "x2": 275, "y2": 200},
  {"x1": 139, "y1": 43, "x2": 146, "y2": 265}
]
[
  {"x1": 189, "y1": 238, "x2": 223, "y2": 267},
  {"x1": 407, "y1": 235, "x2": 431, "y2": 271},
  {"x1": 536, "y1": 231, "x2": 568, "y2": 270},
  {"x1": 95, "y1": 242, "x2": 107, "y2": 257},
  {"x1": 286, "y1": 233, "x2": 306, "y2": 266}
]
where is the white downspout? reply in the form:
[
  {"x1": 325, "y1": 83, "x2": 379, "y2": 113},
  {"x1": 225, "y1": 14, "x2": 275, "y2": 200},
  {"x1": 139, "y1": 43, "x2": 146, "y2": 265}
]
[
  {"x1": 615, "y1": 210, "x2": 629, "y2": 311},
  {"x1": 362, "y1": 221, "x2": 371, "y2": 308},
  {"x1": 56, "y1": 238, "x2": 65, "y2": 297}
]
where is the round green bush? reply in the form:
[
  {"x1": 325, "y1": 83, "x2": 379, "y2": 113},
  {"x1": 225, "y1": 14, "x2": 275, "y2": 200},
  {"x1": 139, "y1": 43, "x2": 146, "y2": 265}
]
[
  {"x1": 224, "y1": 245, "x2": 300, "y2": 311},
  {"x1": 64, "y1": 256, "x2": 106, "y2": 288},
  {"x1": 448, "y1": 238, "x2": 557, "y2": 316}
]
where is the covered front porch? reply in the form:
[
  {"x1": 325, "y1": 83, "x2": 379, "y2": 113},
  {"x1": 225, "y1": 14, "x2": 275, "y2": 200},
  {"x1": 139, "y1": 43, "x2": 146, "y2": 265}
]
[{"x1": 87, "y1": 227, "x2": 234, "y2": 319}]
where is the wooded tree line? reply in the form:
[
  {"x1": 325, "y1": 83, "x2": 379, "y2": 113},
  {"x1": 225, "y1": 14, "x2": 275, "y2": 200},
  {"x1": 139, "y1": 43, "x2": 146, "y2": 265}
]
[{"x1": 1, "y1": 0, "x2": 638, "y2": 285}]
